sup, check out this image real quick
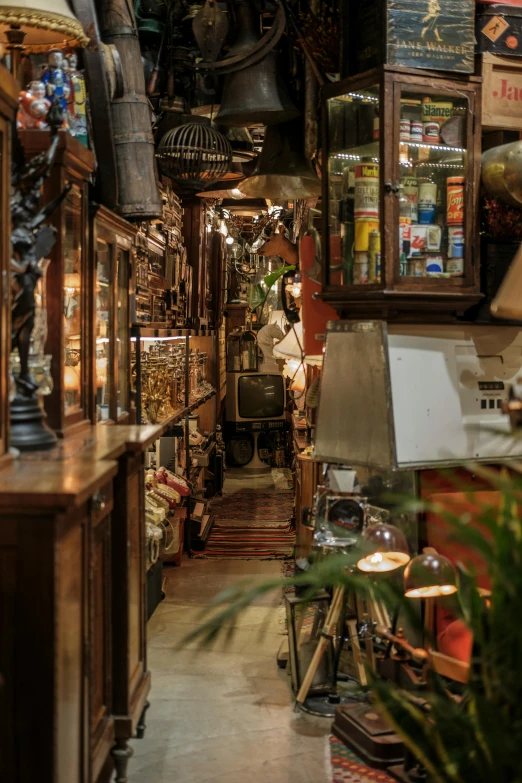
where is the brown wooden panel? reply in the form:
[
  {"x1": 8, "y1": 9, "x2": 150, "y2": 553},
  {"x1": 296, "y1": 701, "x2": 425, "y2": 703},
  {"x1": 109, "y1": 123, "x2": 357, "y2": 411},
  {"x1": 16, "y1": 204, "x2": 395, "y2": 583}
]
[
  {"x1": 56, "y1": 518, "x2": 84, "y2": 783},
  {"x1": 89, "y1": 510, "x2": 113, "y2": 778},
  {"x1": 127, "y1": 469, "x2": 145, "y2": 694},
  {"x1": 0, "y1": 541, "x2": 16, "y2": 779}
]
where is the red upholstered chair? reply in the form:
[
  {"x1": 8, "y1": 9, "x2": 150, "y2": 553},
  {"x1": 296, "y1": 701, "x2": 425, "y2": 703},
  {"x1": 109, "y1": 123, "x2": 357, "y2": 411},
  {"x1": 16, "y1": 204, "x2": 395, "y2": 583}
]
[{"x1": 420, "y1": 470, "x2": 499, "y2": 663}]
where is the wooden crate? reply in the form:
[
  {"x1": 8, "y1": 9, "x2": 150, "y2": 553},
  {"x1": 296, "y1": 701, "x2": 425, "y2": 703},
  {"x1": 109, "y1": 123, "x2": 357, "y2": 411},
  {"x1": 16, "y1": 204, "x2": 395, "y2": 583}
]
[{"x1": 480, "y1": 52, "x2": 522, "y2": 130}]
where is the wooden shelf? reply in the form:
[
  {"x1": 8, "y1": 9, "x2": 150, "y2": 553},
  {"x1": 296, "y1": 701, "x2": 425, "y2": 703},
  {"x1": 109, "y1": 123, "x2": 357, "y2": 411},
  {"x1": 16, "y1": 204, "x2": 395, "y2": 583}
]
[{"x1": 131, "y1": 326, "x2": 216, "y2": 338}]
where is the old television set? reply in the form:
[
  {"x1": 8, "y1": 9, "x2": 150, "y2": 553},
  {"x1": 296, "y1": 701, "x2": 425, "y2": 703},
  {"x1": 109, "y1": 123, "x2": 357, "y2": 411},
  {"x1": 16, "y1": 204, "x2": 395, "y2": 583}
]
[{"x1": 226, "y1": 372, "x2": 286, "y2": 428}]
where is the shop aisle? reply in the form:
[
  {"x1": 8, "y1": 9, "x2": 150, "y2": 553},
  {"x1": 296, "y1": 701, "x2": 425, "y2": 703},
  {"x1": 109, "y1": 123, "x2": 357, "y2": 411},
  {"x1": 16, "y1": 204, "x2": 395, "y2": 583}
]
[{"x1": 130, "y1": 558, "x2": 331, "y2": 783}]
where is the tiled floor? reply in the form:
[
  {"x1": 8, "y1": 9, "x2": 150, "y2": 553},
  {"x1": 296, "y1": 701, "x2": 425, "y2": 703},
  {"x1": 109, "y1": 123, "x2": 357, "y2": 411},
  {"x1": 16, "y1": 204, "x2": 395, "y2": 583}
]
[{"x1": 130, "y1": 557, "x2": 331, "y2": 783}]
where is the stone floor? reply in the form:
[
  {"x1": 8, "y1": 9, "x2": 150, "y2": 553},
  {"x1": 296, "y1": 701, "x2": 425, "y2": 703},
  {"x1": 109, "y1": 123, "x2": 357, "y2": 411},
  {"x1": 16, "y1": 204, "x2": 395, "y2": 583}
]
[{"x1": 130, "y1": 557, "x2": 331, "y2": 783}]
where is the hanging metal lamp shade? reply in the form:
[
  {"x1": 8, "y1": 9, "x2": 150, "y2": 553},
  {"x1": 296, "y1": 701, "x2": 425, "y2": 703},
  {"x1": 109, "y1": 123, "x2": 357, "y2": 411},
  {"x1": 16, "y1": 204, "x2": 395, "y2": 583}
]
[
  {"x1": 0, "y1": 0, "x2": 89, "y2": 50},
  {"x1": 357, "y1": 524, "x2": 410, "y2": 573},
  {"x1": 156, "y1": 122, "x2": 232, "y2": 191},
  {"x1": 240, "y1": 119, "x2": 321, "y2": 199}
]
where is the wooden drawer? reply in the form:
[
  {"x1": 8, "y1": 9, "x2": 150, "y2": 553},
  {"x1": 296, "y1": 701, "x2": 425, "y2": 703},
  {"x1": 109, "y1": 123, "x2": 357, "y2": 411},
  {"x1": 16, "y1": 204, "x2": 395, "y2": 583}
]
[{"x1": 90, "y1": 481, "x2": 114, "y2": 527}]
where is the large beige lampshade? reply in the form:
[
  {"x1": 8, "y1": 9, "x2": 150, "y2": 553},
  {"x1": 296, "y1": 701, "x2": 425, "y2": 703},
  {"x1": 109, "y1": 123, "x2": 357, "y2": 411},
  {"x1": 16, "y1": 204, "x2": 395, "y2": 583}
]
[{"x1": 0, "y1": 0, "x2": 88, "y2": 51}]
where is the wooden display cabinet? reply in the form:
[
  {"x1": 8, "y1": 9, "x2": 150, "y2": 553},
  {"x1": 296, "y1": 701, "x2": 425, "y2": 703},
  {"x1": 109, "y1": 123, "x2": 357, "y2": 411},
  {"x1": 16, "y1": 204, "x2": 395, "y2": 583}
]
[
  {"x1": 321, "y1": 66, "x2": 482, "y2": 319},
  {"x1": 0, "y1": 423, "x2": 161, "y2": 783},
  {"x1": 19, "y1": 130, "x2": 95, "y2": 436},
  {"x1": 0, "y1": 66, "x2": 18, "y2": 467},
  {"x1": 89, "y1": 204, "x2": 137, "y2": 424}
]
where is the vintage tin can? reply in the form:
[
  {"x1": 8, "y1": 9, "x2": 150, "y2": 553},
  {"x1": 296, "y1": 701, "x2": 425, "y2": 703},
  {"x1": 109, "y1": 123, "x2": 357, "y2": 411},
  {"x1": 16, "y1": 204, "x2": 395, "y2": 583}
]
[
  {"x1": 368, "y1": 229, "x2": 381, "y2": 283},
  {"x1": 447, "y1": 177, "x2": 465, "y2": 224},
  {"x1": 355, "y1": 218, "x2": 379, "y2": 251},
  {"x1": 426, "y1": 254, "x2": 444, "y2": 273},
  {"x1": 353, "y1": 251, "x2": 369, "y2": 284},
  {"x1": 400, "y1": 118, "x2": 411, "y2": 141},
  {"x1": 410, "y1": 121, "x2": 423, "y2": 142},
  {"x1": 423, "y1": 120, "x2": 440, "y2": 143},
  {"x1": 446, "y1": 257, "x2": 464, "y2": 276},
  {"x1": 407, "y1": 257, "x2": 426, "y2": 277},
  {"x1": 400, "y1": 176, "x2": 419, "y2": 221},
  {"x1": 354, "y1": 163, "x2": 379, "y2": 220},
  {"x1": 421, "y1": 99, "x2": 453, "y2": 123},
  {"x1": 418, "y1": 181, "x2": 437, "y2": 224},
  {"x1": 448, "y1": 224, "x2": 464, "y2": 257}
]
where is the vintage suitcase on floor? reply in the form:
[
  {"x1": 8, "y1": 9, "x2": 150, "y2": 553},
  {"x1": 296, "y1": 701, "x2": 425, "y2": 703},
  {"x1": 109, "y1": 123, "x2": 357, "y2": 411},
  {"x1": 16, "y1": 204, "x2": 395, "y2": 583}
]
[{"x1": 332, "y1": 703, "x2": 405, "y2": 769}]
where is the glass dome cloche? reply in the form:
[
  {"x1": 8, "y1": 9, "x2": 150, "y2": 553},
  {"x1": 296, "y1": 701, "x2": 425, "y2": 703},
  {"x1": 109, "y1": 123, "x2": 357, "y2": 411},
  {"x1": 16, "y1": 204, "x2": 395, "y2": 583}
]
[{"x1": 227, "y1": 327, "x2": 258, "y2": 373}]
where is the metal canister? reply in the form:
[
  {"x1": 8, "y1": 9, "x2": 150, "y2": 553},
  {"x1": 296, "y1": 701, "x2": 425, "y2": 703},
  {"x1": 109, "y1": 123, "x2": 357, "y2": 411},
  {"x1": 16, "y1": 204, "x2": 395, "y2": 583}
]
[
  {"x1": 447, "y1": 177, "x2": 465, "y2": 224},
  {"x1": 423, "y1": 121, "x2": 440, "y2": 144},
  {"x1": 421, "y1": 98, "x2": 453, "y2": 123},
  {"x1": 400, "y1": 118, "x2": 411, "y2": 141},
  {"x1": 353, "y1": 251, "x2": 369, "y2": 284},
  {"x1": 354, "y1": 218, "x2": 379, "y2": 251},
  {"x1": 448, "y1": 225, "x2": 464, "y2": 258},
  {"x1": 368, "y1": 229, "x2": 381, "y2": 283},
  {"x1": 354, "y1": 163, "x2": 379, "y2": 220},
  {"x1": 410, "y1": 121, "x2": 423, "y2": 142},
  {"x1": 400, "y1": 176, "x2": 419, "y2": 222},
  {"x1": 418, "y1": 181, "x2": 437, "y2": 224}
]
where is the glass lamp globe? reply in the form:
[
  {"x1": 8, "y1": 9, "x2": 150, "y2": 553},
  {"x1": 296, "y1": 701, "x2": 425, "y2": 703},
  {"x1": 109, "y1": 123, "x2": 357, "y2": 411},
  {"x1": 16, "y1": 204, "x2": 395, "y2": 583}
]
[
  {"x1": 404, "y1": 553, "x2": 458, "y2": 599},
  {"x1": 357, "y1": 523, "x2": 410, "y2": 573}
]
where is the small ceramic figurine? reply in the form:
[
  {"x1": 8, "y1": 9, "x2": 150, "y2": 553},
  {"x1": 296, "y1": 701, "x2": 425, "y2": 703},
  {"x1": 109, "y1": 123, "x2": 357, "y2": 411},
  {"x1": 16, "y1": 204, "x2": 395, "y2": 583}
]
[
  {"x1": 41, "y1": 49, "x2": 71, "y2": 126},
  {"x1": 17, "y1": 81, "x2": 51, "y2": 129},
  {"x1": 65, "y1": 51, "x2": 88, "y2": 146}
]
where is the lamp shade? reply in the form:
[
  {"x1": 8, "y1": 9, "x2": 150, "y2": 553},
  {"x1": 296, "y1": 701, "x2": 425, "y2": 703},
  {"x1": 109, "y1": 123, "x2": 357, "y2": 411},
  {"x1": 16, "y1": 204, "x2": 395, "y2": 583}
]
[
  {"x1": 404, "y1": 553, "x2": 458, "y2": 598},
  {"x1": 0, "y1": 0, "x2": 89, "y2": 51},
  {"x1": 273, "y1": 320, "x2": 302, "y2": 360},
  {"x1": 357, "y1": 523, "x2": 410, "y2": 573}
]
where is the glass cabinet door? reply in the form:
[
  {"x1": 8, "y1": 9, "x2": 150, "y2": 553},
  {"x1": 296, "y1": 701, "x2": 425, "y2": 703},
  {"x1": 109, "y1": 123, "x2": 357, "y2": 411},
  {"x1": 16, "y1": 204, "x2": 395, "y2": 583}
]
[
  {"x1": 95, "y1": 238, "x2": 112, "y2": 421},
  {"x1": 326, "y1": 86, "x2": 381, "y2": 286},
  {"x1": 116, "y1": 247, "x2": 130, "y2": 418},
  {"x1": 396, "y1": 85, "x2": 469, "y2": 282},
  {"x1": 63, "y1": 185, "x2": 83, "y2": 414}
]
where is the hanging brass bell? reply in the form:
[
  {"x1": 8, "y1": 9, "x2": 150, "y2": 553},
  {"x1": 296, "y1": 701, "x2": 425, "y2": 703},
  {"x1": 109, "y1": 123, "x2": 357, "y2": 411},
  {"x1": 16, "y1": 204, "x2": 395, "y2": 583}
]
[
  {"x1": 214, "y1": 0, "x2": 299, "y2": 127},
  {"x1": 239, "y1": 119, "x2": 321, "y2": 199}
]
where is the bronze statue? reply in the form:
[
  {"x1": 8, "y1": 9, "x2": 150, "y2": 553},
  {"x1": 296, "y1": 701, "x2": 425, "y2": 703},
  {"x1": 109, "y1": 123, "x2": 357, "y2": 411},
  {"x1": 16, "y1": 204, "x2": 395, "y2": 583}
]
[{"x1": 10, "y1": 97, "x2": 69, "y2": 449}]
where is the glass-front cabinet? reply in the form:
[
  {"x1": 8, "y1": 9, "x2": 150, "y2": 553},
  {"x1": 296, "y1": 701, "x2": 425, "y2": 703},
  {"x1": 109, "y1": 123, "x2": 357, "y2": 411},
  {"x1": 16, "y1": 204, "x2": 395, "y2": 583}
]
[
  {"x1": 322, "y1": 67, "x2": 482, "y2": 318},
  {"x1": 18, "y1": 130, "x2": 95, "y2": 437},
  {"x1": 90, "y1": 205, "x2": 136, "y2": 423}
]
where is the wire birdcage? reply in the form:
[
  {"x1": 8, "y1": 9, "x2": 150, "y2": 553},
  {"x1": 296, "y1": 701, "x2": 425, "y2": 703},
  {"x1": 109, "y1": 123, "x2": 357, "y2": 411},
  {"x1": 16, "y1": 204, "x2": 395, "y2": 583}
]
[{"x1": 156, "y1": 122, "x2": 232, "y2": 191}]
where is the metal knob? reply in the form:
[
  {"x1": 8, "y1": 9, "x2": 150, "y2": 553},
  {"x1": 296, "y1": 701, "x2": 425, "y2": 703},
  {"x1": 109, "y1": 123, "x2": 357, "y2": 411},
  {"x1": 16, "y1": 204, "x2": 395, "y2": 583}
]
[
  {"x1": 384, "y1": 180, "x2": 400, "y2": 195},
  {"x1": 92, "y1": 491, "x2": 106, "y2": 513}
]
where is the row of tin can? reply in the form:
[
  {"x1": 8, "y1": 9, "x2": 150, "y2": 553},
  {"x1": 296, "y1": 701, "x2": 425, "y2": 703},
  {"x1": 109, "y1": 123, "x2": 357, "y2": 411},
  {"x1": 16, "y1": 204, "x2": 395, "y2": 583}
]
[{"x1": 354, "y1": 164, "x2": 465, "y2": 226}]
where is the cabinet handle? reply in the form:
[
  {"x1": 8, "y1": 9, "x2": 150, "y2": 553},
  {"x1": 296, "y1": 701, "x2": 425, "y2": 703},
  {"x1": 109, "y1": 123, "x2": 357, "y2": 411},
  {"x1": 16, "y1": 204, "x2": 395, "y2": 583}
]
[
  {"x1": 92, "y1": 490, "x2": 107, "y2": 513},
  {"x1": 384, "y1": 180, "x2": 400, "y2": 195}
]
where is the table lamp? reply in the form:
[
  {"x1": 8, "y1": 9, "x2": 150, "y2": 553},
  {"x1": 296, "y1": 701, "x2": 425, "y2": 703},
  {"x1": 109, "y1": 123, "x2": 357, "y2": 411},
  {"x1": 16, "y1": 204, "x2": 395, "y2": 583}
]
[
  {"x1": 404, "y1": 552, "x2": 458, "y2": 598},
  {"x1": 357, "y1": 523, "x2": 411, "y2": 573},
  {"x1": 0, "y1": 0, "x2": 88, "y2": 80}
]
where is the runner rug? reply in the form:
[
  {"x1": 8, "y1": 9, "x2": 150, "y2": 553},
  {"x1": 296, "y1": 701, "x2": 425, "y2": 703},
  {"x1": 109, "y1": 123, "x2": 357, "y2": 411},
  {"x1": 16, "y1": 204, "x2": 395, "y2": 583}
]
[
  {"x1": 327, "y1": 736, "x2": 395, "y2": 783},
  {"x1": 197, "y1": 484, "x2": 296, "y2": 559}
]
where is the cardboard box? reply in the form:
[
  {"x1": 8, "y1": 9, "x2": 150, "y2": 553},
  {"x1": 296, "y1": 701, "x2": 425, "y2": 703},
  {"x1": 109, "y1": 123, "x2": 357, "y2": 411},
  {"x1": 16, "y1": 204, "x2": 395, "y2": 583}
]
[
  {"x1": 480, "y1": 52, "x2": 522, "y2": 129},
  {"x1": 343, "y1": 0, "x2": 475, "y2": 77}
]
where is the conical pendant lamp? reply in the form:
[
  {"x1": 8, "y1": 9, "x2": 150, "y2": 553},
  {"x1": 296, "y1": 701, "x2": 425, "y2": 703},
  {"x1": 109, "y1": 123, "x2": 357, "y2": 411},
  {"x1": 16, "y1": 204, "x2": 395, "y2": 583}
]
[{"x1": 239, "y1": 119, "x2": 321, "y2": 199}]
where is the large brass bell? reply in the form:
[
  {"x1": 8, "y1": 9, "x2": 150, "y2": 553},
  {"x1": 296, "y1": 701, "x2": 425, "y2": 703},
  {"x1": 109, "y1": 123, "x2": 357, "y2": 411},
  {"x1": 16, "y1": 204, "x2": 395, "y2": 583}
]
[
  {"x1": 239, "y1": 119, "x2": 321, "y2": 199},
  {"x1": 215, "y1": 0, "x2": 299, "y2": 127}
]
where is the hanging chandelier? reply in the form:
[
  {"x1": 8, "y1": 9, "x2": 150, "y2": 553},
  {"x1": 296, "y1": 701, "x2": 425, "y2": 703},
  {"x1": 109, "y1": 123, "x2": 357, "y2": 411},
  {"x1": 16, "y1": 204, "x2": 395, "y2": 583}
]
[{"x1": 156, "y1": 122, "x2": 232, "y2": 191}]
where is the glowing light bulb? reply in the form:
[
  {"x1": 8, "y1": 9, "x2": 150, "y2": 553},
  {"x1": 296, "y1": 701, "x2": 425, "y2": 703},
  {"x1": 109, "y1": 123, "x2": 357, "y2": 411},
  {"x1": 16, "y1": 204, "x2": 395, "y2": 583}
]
[
  {"x1": 369, "y1": 552, "x2": 383, "y2": 566},
  {"x1": 230, "y1": 188, "x2": 245, "y2": 199},
  {"x1": 226, "y1": 235, "x2": 234, "y2": 245},
  {"x1": 219, "y1": 219, "x2": 228, "y2": 237}
]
